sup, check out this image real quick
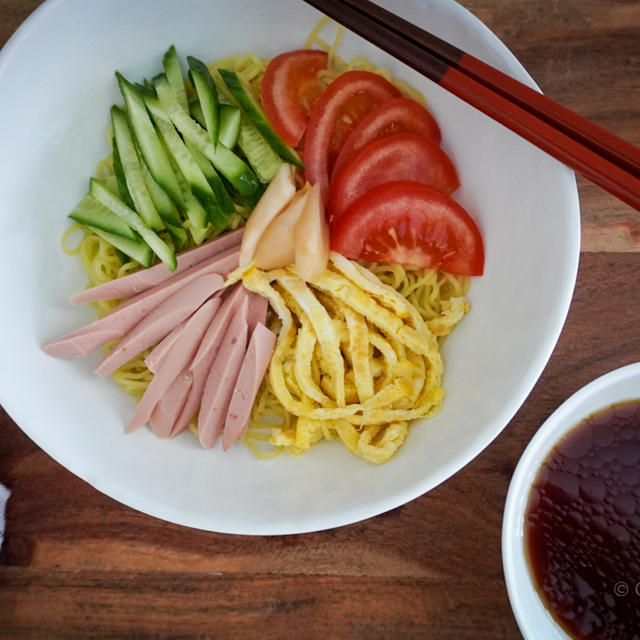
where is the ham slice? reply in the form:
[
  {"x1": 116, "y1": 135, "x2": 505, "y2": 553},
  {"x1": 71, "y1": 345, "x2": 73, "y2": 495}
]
[
  {"x1": 94, "y1": 273, "x2": 223, "y2": 377},
  {"x1": 247, "y1": 292, "x2": 268, "y2": 332},
  {"x1": 71, "y1": 228, "x2": 243, "y2": 303},
  {"x1": 222, "y1": 322, "x2": 276, "y2": 450},
  {"x1": 198, "y1": 297, "x2": 249, "y2": 448},
  {"x1": 43, "y1": 247, "x2": 238, "y2": 359},
  {"x1": 126, "y1": 296, "x2": 221, "y2": 433},
  {"x1": 169, "y1": 284, "x2": 249, "y2": 437},
  {"x1": 149, "y1": 372, "x2": 193, "y2": 439},
  {"x1": 144, "y1": 318, "x2": 188, "y2": 374}
]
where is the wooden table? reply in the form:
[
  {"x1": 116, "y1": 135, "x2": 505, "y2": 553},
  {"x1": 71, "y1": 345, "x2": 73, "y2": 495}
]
[{"x1": 1, "y1": 1, "x2": 639, "y2": 637}]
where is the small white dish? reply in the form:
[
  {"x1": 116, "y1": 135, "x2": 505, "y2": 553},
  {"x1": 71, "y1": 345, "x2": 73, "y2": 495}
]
[{"x1": 502, "y1": 361, "x2": 640, "y2": 639}]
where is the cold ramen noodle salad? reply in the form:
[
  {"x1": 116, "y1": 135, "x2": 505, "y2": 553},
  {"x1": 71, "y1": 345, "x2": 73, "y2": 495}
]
[{"x1": 45, "y1": 19, "x2": 484, "y2": 464}]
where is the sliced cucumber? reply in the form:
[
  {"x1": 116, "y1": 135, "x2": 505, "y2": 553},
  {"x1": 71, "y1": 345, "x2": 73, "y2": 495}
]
[
  {"x1": 164, "y1": 151, "x2": 210, "y2": 240},
  {"x1": 217, "y1": 68, "x2": 303, "y2": 169},
  {"x1": 164, "y1": 221, "x2": 188, "y2": 252},
  {"x1": 237, "y1": 116, "x2": 284, "y2": 183},
  {"x1": 86, "y1": 224, "x2": 153, "y2": 268},
  {"x1": 184, "y1": 217, "x2": 211, "y2": 245},
  {"x1": 185, "y1": 139, "x2": 235, "y2": 214},
  {"x1": 162, "y1": 45, "x2": 189, "y2": 112},
  {"x1": 229, "y1": 181, "x2": 266, "y2": 210},
  {"x1": 187, "y1": 56, "x2": 219, "y2": 146},
  {"x1": 97, "y1": 175, "x2": 120, "y2": 195},
  {"x1": 69, "y1": 194, "x2": 137, "y2": 240},
  {"x1": 140, "y1": 160, "x2": 182, "y2": 227},
  {"x1": 90, "y1": 178, "x2": 177, "y2": 271},
  {"x1": 111, "y1": 137, "x2": 135, "y2": 210},
  {"x1": 144, "y1": 94, "x2": 220, "y2": 208},
  {"x1": 190, "y1": 100, "x2": 206, "y2": 128},
  {"x1": 182, "y1": 190, "x2": 209, "y2": 235},
  {"x1": 116, "y1": 72, "x2": 184, "y2": 208},
  {"x1": 154, "y1": 74, "x2": 259, "y2": 197},
  {"x1": 219, "y1": 104, "x2": 241, "y2": 149},
  {"x1": 111, "y1": 105, "x2": 164, "y2": 231}
]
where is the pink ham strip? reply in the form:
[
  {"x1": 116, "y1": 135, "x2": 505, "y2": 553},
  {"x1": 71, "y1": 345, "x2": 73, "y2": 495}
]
[
  {"x1": 43, "y1": 247, "x2": 238, "y2": 359},
  {"x1": 246, "y1": 292, "x2": 268, "y2": 332},
  {"x1": 126, "y1": 297, "x2": 221, "y2": 433},
  {"x1": 149, "y1": 372, "x2": 193, "y2": 439},
  {"x1": 94, "y1": 273, "x2": 223, "y2": 377},
  {"x1": 169, "y1": 284, "x2": 248, "y2": 438},
  {"x1": 198, "y1": 297, "x2": 249, "y2": 449},
  {"x1": 222, "y1": 322, "x2": 276, "y2": 451},
  {"x1": 145, "y1": 317, "x2": 188, "y2": 374},
  {"x1": 70, "y1": 228, "x2": 243, "y2": 303}
]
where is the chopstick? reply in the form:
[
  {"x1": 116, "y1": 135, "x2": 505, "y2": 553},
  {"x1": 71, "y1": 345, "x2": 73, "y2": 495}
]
[{"x1": 302, "y1": 0, "x2": 640, "y2": 212}]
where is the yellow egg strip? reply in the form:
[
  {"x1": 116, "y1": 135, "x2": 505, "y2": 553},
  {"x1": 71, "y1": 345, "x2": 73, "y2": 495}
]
[
  {"x1": 330, "y1": 253, "x2": 420, "y2": 326},
  {"x1": 343, "y1": 307, "x2": 374, "y2": 403},
  {"x1": 276, "y1": 270, "x2": 346, "y2": 407},
  {"x1": 308, "y1": 270, "x2": 431, "y2": 357},
  {"x1": 241, "y1": 256, "x2": 454, "y2": 463},
  {"x1": 294, "y1": 321, "x2": 331, "y2": 405}
]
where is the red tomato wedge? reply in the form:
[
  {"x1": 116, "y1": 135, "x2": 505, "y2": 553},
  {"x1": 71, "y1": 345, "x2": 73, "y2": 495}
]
[
  {"x1": 331, "y1": 181, "x2": 484, "y2": 276},
  {"x1": 303, "y1": 70, "x2": 401, "y2": 200},
  {"x1": 328, "y1": 131, "x2": 460, "y2": 222},
  {"x1": 261, "y1": 49, "x2": 329, "y2": 147},
  {"x1": 330, "y1": 97, "x2": 441, "y2": 180}
]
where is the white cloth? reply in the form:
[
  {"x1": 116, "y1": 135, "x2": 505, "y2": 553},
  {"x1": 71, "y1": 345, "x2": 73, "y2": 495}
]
[{"x1": 0, "y1": 483, "x2": 9, "y2": 550}]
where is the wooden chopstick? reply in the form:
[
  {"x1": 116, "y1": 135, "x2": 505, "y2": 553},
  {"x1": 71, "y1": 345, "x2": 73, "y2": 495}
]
[{"x1": 302, "y1": 0, "x2": 640, "y2": 212}]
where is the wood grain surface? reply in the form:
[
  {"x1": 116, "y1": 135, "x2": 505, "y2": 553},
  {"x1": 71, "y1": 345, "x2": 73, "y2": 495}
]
[{"x1": 1, "y1": 1, "x2": 639, "y2": 638}]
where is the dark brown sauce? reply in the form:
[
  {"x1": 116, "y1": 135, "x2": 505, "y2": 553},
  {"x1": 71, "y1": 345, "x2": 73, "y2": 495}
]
[{"x1": 525, "y1": 400, "x2": 640, "y2": 640}]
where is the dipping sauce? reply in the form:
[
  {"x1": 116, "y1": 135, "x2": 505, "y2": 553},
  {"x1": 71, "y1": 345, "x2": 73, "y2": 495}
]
[{"x1": 524, "y1": 400, "x2": 640, "y2": 640}]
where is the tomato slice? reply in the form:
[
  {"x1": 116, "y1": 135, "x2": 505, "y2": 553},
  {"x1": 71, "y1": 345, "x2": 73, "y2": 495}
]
[
  {"x1": 331, "y1": 181, "x2": 484, "y2": 276},
  {"x1": 261, "y1": 49, "x2": 329, "y2": 147},
  {"x1": 330, "y1": 97, "x2": 441, "y2": 180},
  {"x1": 303, "y1": 70, "x2": 401, "y2": 199},
  {"x1": 328, "y1": 131, "x2": 459, "y2": 222}
]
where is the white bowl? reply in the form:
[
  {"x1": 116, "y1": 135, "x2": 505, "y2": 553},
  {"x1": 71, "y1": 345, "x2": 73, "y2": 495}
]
[
  {"x1": 502, "y1": 362, "x2": 640, "y2": 639},
  {"x1": 0, "y1": 0, "x2": 579, "y2": 534}
]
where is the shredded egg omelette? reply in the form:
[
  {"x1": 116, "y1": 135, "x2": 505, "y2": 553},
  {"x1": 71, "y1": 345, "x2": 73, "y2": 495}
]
[{"x1": 229, "y1": 252, "x2": 469, "y2": 464}]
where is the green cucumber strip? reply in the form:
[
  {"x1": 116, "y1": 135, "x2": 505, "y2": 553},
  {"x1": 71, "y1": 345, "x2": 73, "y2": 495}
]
[
  {"x1": 201, "y1": 197, "x2": 227, "y2": 231},
  {"x1": 90, "y1": 178, "x2": 177, "y2": 271},
  {"x1": 185, "y1": 139, "x2": 235, "y2": 214},
  {"x1": 236, "y1": 116, "x2": 284, "y2": 183},
  {"x1": 183, "y1": 190, "x2": 210, "y2": 235},
  {"x1": 144, "y1": 94, "x2": 219, "y2": 207},
  {"x1": 217, "y1": 68, "x2": 303, "y2": 169},
  {"x1": 166, "y1": 151, "x2": 210, "y2": 235},
  {"x1": 86, "y1": 224, "x2": 153, "y2": 268},
  {"x1": 69, "y1": 194, "x2": 137, "y2": 240},
  {"x1": 164, "y1": 221, "x2": 188, "y2": 252},
  {"x1": 219, "y1": 104, "x2": 241, "y2": 149},
  {"x1": 111, "y1": 106, "x2": 164, "y2": 231},
  {"x1": 162, "y1": 45, "x2": 189, "y2": 112},
  {"x1": 99, "y1": 175, "x2": 120, "y2": 196},
  {"x1": 140, "y1": 160, "x2": 182, "y2": 227},
  {"x1": 154, "y1": 74, "x2": 259, "y2": 197},
  {"x1": 187, "y1": 56, "x2": 219, "y2": 146},
  {"x1": 116, "y1": 72, "x2": 184, "y2": 208},
  {"x1": 111, "y1": 137, "x2": 136, "y2": 210},
  {"x1": 190, "y1": 100, "x2": 206, "y2": 128},
  {"x1": 114, "y1": 248, "x2": 130, "y2": 265},
  {"x1": 186, "y1": 218, "x2": 211, "y2": 245},
  {"x1": 231, "y1": 181, "x2": 266, "y2": 210},
  {"x1": 207, "y1": 167, "x2": 235, "y2": 214}
]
